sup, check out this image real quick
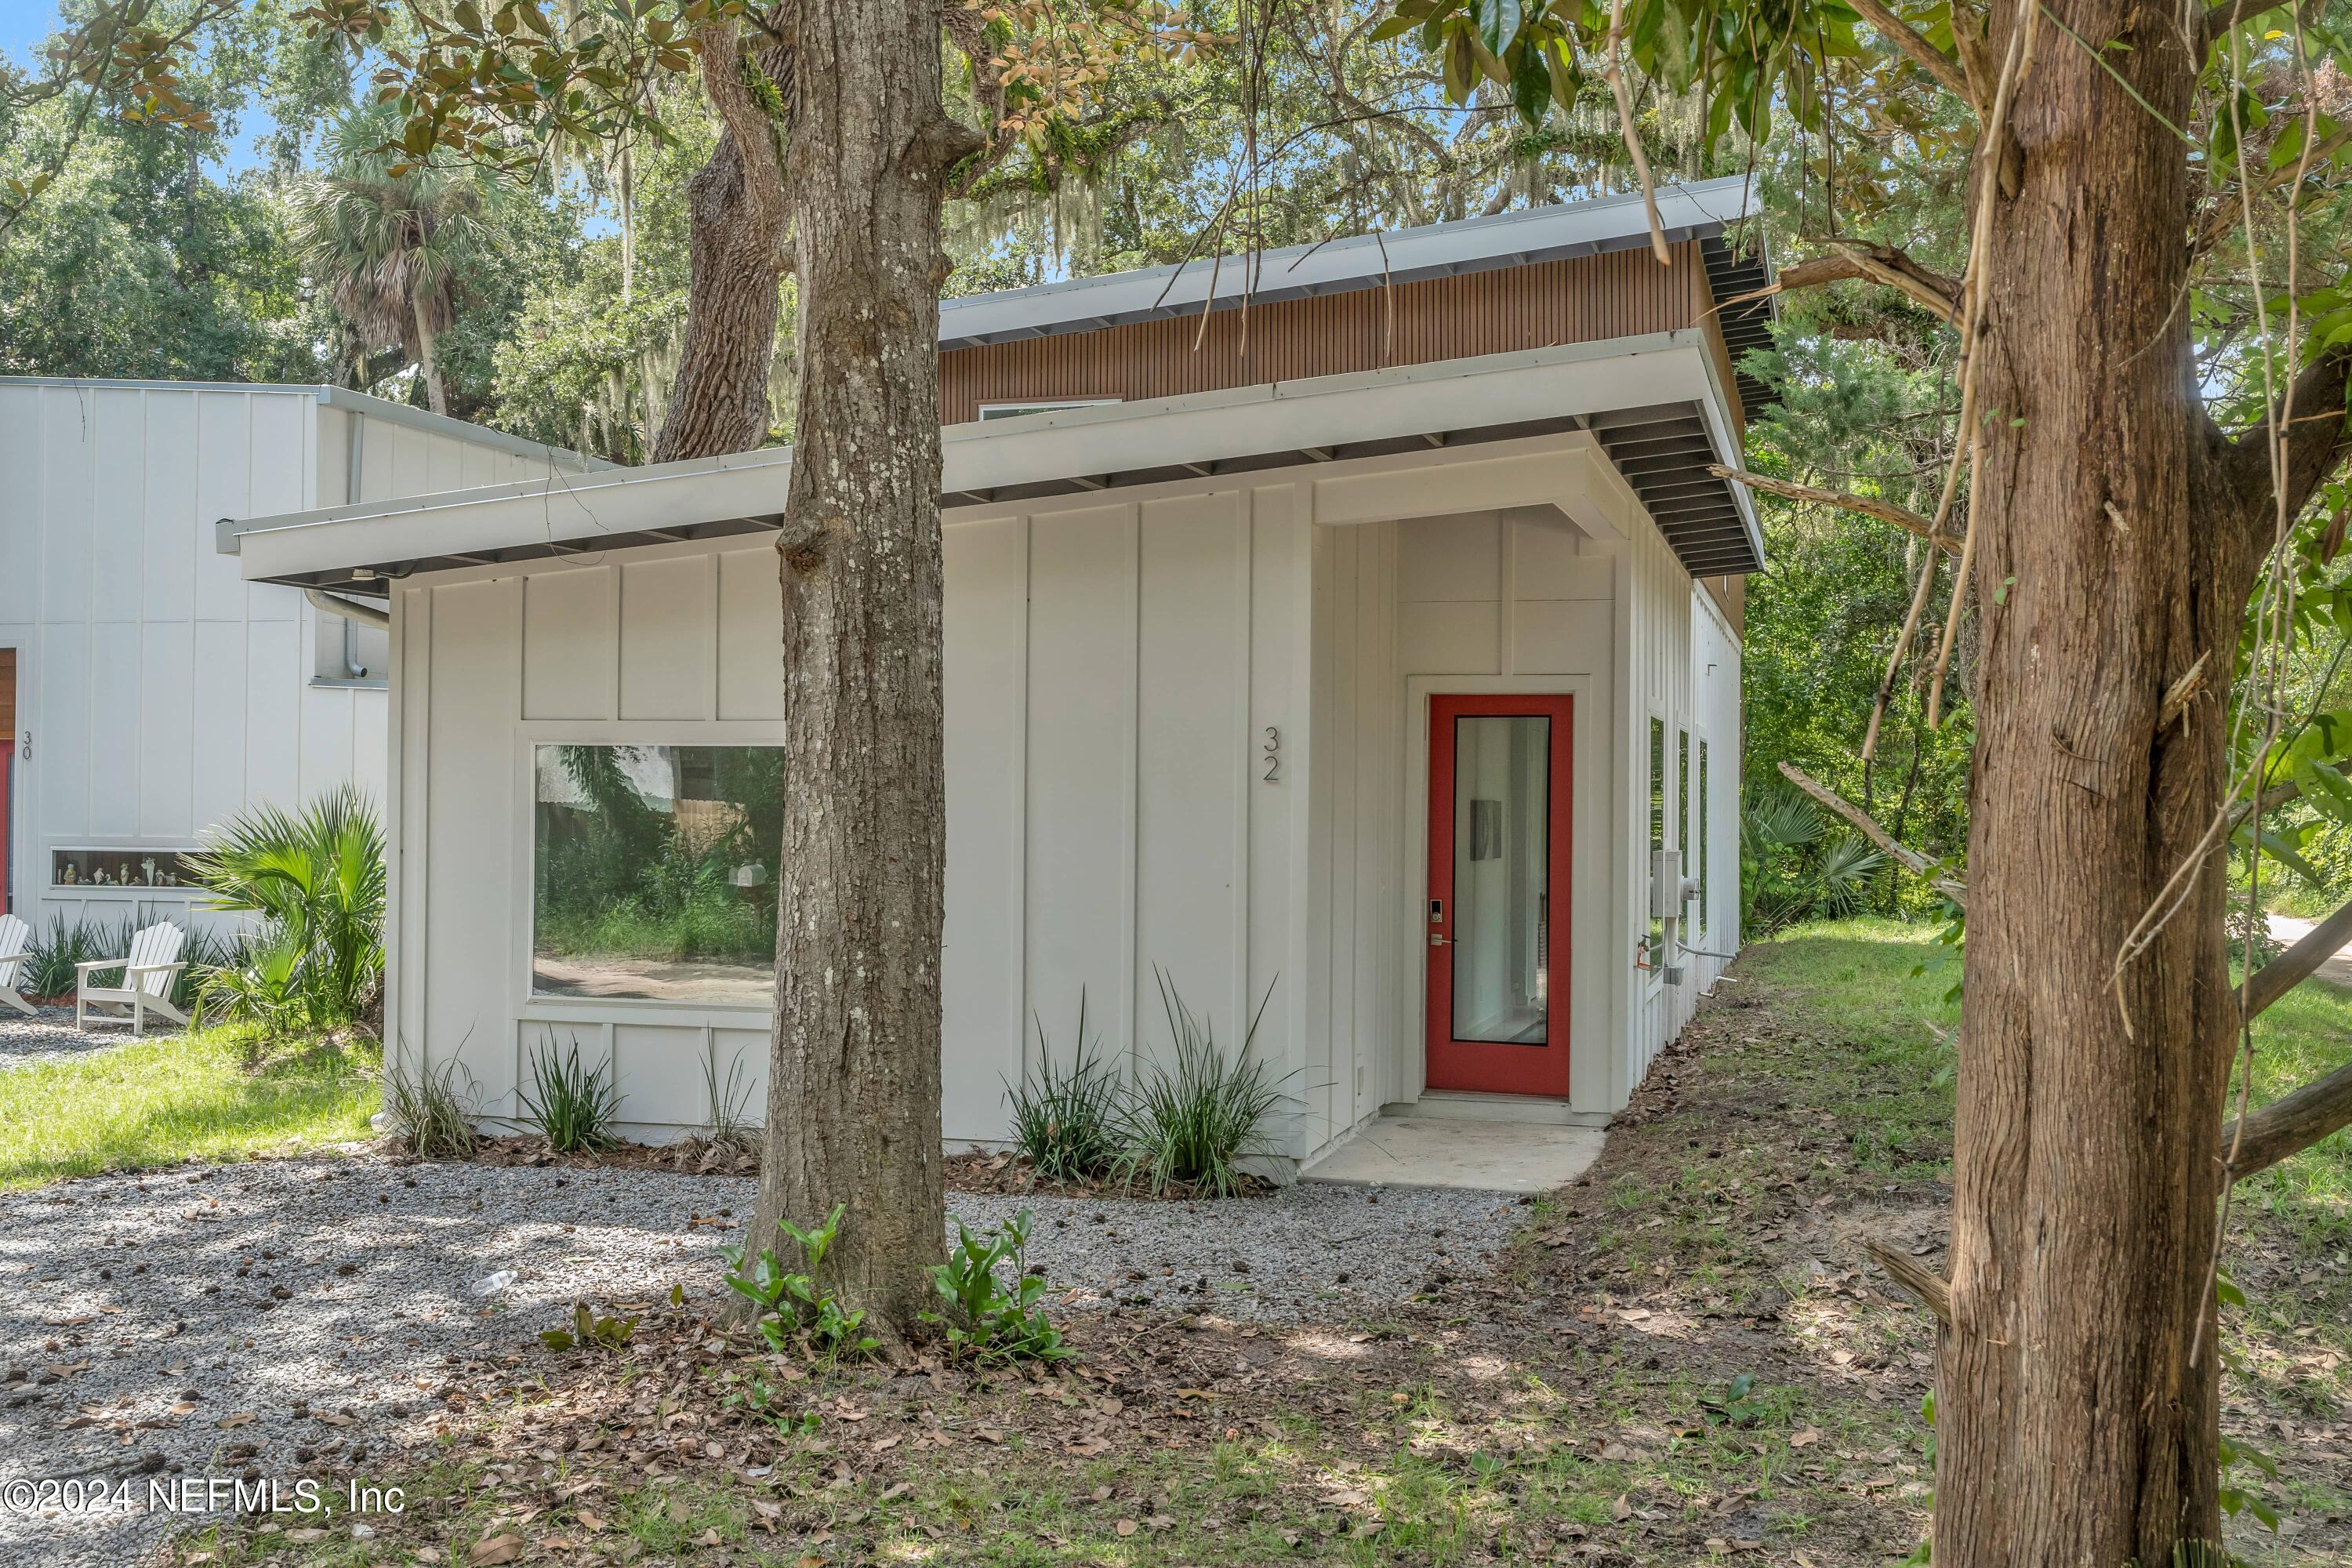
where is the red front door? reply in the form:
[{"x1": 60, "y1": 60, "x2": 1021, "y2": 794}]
[{"x1": 1425, "y1": 693, "x2": 1573, "y2": 1096}]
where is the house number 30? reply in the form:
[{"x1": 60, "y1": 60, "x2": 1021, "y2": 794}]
[{"x1": 1262, "y1": 727, "x2": 1281, "y2": 782}]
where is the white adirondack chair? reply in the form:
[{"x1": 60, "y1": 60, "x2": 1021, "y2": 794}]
[
  {"x1": 0, "y1": 913, "x2": 33, "y2": 1018},
  {"x1": 76, "y1": 920, "x2": 190, "y2": 1036}
]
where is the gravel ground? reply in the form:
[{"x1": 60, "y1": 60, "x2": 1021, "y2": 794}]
[
  {"x1": 0, "y1": 1153, "x2": 1518, "y2": 1568},
  {"x1": 0, "y1": 1007, "x2": 163, "y2": 1072}
]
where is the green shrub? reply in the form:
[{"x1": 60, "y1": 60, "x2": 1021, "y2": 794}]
[
  {"x1": 1004, "y1": 990, "x2": 1125, "y2": 1183},
  {"x1": 517, "y1": 1035, "x2": 622, "y2": 1152},
  {"x1": 186, "y1": 786, "x2": 386, "y2": 1031},
  {"x1": 1742, "y1": 782, "x2": 1890, "y2": 935},
  {"x1": 21, "y1": 914, "x2": 226, "y2": 1013},
  {"x1": 721, "y1": 1203, "x2": 879, "y2": 1361},
  {"x1": 924, "y1": 1207, "x2": 1069, "y2": 1365},
  {"x1": 1115, "y1": 971, "x2": 1285, "y2": 1198}
]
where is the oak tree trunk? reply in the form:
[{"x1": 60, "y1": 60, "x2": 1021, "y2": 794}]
[
  {"x1": 1939, "y1": 7, "x2": 2261, "y2": 1559},
  {"x1": 742, "y1": 0, "x2": 981, "y2": 1343},
  {"x1": 650, "y1": 36, "x2": 791, "y2": 465}
]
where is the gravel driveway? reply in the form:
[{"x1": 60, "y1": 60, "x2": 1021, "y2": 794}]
[
  {"x1": 0, "y1": 1007, "x2": 162, "y2": 1072},
  {"x1": 0, "y1": 1153, "x2": 1518, "y2": 1568}
]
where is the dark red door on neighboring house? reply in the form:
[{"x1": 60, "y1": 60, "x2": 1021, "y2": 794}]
[{"x1": 1425, "y1": 693, "x2": 1574, "y2": 1097}]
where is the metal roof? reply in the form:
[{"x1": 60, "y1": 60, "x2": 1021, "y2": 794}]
[
  {"x1": 938, "y1": 176, "x2": 1770, "y2": 375},
  {"x1": 0, "y1": 377, "x2": 608, "y2": 470}
]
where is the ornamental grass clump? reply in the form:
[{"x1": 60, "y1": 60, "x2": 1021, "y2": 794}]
[
  {"x1": 1003, "y1": 990, "x2": 1127, "y2": 1184},
  {"x1": 517, "y1": 1033, "x2": 622, "y2": 1153},
  {"x1": 1116, "y1": 971, "x2": 1285, "y2": 1199}
]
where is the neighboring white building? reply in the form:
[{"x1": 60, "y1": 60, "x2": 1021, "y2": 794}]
[
  {"x1": 0, "y1": 379, "x2": 599, "y2": 938},
  {"x1": 215, "y1": 179, "x2": 1773, "y2": 1170}
]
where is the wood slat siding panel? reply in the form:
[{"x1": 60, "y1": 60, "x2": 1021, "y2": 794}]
[
  {"x1": 0, "y1": 649, "x2": 13, "y2": 737},
  {"x1": 942, "y1": 242, "x2": 1712, "y2": 422}
]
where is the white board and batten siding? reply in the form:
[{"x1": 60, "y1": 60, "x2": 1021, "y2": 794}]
[
  {"x1": 1305, "y1": 459, "x2": 1740, "y2": 1138},
  {"x1": 1620, "y1": 516, "x2": 1744, "y2": 1089},
  {"x1": 383, "y1": 441, "x2": 1740, "y2": 1163},
  {"x1": 387, "y1": 485, "x2": 1315, "y2": 1151},
  {"x1": 0, "y1": 378, "x2": 592, "y2": 935}
]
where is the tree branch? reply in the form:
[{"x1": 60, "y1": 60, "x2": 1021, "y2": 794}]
[
  {"x1": 1778, "y1": 762, "x2": 1970, "y2": 906},
  {"x1": 1711, "y1": 466, "x2": 1963, "y2": 554},
  {"x1": 1823, "y1": 240, "x2": 1963, "y2": 323},
  {"x1": 1864, "y1": 1237, "x2": 1953, "y2": 1326},
  {"x1": 1844, "y1": 0, "x2": 1979, "y2": 110},
  {"x1": 2203, "y1": 334, "x2": 2352, "y2": 564},
  {"x1": 2241, "y1": 892, "x2": 2352, "y2": 1018},
  {"x1": 2223, "y1": 1058, "x2": 2352, "y2": 1179},
  {"x1": 2197, "y1": 0, "x2": 2291, "y2": 57},
  {"x1": 1726, "y1": 242, "x2": 1963, "y2": 328}
]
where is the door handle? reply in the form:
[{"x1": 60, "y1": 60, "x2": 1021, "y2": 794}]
[{"x1": 1429, "y1": 935, "x2": 1452, "y2": 947}]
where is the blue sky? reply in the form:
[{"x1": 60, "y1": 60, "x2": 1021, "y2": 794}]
[
  {"x1": 1, "y1": 0, "x2": 58, "y2": 64},
  {"x1": 4, "y1": 0, "x2": 278, "y2": 172}
]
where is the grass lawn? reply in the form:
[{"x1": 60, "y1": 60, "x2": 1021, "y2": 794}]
[
  {"x1": 0, "y1": 1025, "x2": 380, "y2": 1192},
  {"x1": 176, "y1": 920, "x2": 2351, "y2": 1566}
]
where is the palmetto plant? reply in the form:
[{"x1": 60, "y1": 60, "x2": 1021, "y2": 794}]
[
  {"x1": 185, "y1": 785, "x2": 386, "y2": 1032},
  {"x1": 294, "y1": 107, "x2": 490, "y2": 416},
  {"x1": 1740, "y1": 782, "x2": 1886, "y2": 933}
]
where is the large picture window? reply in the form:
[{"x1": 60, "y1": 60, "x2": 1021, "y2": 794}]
[{"x1": 532, "y1": 745, "x2": 782, "y2": 1004}]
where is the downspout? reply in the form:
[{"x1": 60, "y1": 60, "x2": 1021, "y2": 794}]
[
  {"x1": 305, "y1": 588, "x2": 391, "y2": 681},
  {"x1": 306, "y1": 587, "x2": 390, "y2": 631}
]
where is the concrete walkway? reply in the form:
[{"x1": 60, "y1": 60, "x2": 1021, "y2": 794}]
[
  {"x1": 1301, "y1": 1115, "x2": 1606, "y2": 1193},
  {"x1": 2268, "y1": 912, "x2": 2352, "y2": 985}
]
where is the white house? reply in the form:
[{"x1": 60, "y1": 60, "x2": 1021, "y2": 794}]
[
  {"x1": 213, "y1": 177, "x2": 1773, "y2": 1171},
  {"x1": 0, "y1": 379, "x2": 599, "y2": 937}
]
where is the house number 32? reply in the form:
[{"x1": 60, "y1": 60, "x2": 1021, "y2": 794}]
[{"x1": 1261, "y1": 727, "x2": 1281, "y2": 782}]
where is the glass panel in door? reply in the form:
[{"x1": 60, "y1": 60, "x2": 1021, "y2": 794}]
[{"x1": 1450, "y1": 715, "x2": 1552, "y2": 1044}]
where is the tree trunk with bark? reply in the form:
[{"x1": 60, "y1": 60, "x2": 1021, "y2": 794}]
[
  {"x1": 740, "y1": 0, "x2": 982, "y2": 1345},
  {"x1": 1939, "y1": 9, "x2": 2267, "y2": 1559},
  {"x1": 412, "y1": 293, "x2": 447, "y2": 416},
  {"x1": 650, "y1": 32, "x2": 792, "y2": 464}
]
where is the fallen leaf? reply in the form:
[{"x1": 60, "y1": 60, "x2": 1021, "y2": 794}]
[
  {"x1": 469, "y1": 1535, "x2": 523, "y2": 1566},
  {"x1": 216, "y1": 1412, "x2": 256, "y2": 1429},
  {"x1": 1790, "y1": 1427, "x2": 1822, "y2": 1448},
  {"x1": 1116, "y1": 1519, "x2": 1138, "y2": 1537},
  {"x1": 1611, "y1": 1494, "x2": 1632, "y2": 1522}
]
